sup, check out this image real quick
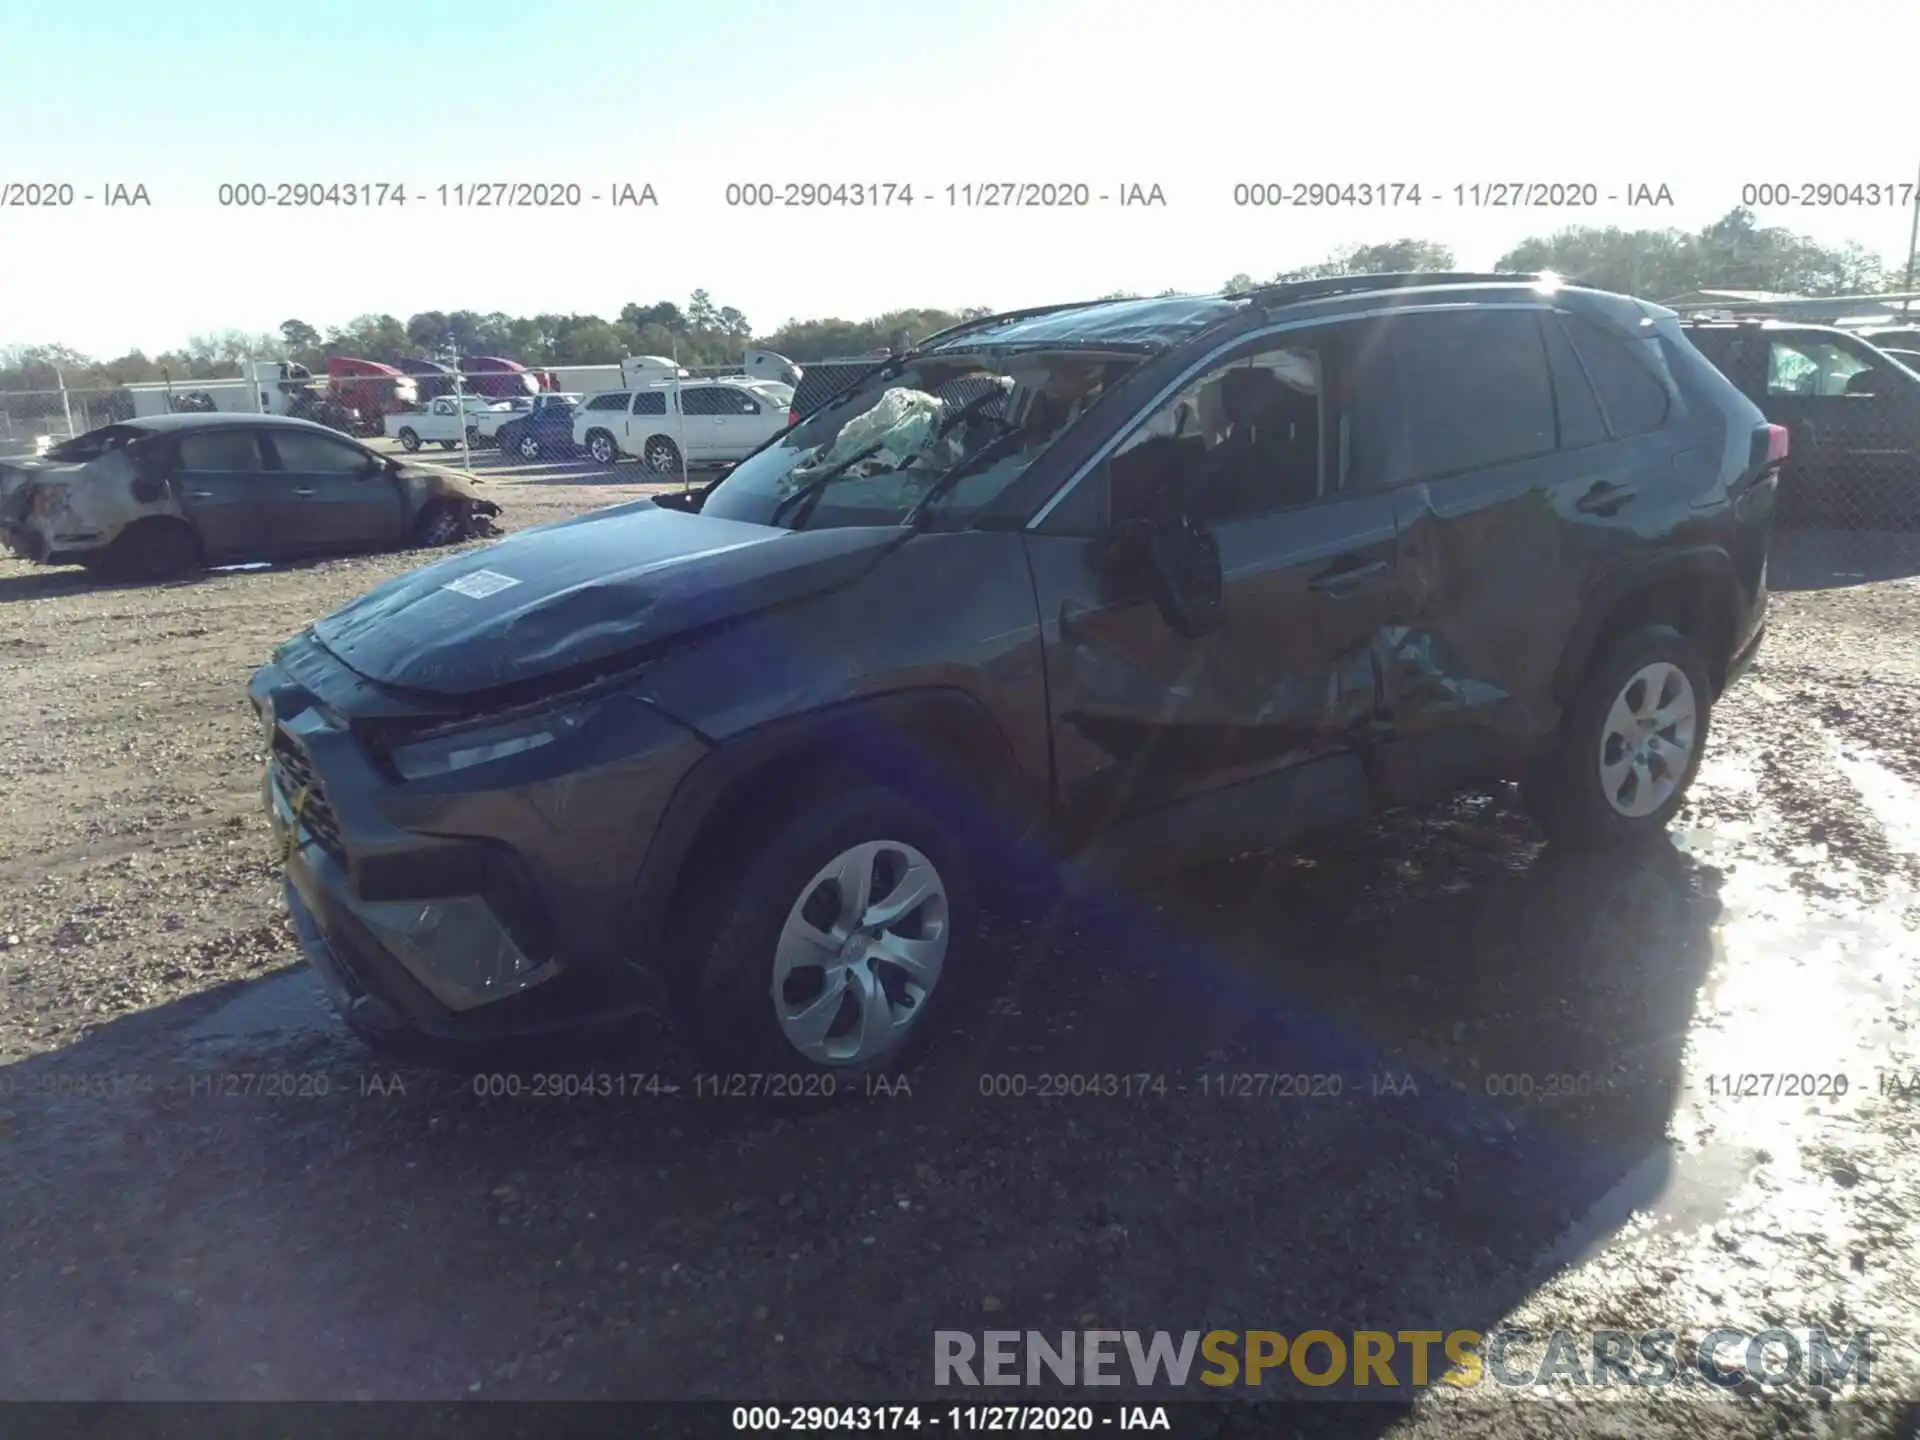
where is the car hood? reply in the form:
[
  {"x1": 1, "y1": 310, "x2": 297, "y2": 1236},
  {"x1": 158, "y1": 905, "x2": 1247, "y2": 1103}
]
[{"x1": 308, "y1": 499, "x2": 906, "y2": 697}]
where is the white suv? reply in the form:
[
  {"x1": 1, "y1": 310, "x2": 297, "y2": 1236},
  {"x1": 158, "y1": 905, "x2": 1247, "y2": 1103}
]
[{"x1": 571, "y1": 381, "x2": 789, "y2": 473}]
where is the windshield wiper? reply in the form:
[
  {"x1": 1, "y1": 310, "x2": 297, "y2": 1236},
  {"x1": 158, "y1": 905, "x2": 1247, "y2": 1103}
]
[
  {"x1": 901, "y1": 427, "x2": 1028, "y2": 528},
  {"x1": 768, "y1": 442, "x2": 887, "y2": 529},
  {"x1": 773, "y1": 380, "x2": 1014, "y2": 531}
]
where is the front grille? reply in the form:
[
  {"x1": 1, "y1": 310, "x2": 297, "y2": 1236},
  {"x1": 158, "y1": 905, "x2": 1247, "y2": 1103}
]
[{"x1": 271, "y1": 732, "x2": 346, "y2": 862}]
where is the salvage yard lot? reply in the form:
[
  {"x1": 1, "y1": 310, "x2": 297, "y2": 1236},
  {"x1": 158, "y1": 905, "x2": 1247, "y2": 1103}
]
[
  {"x1": 363, "y1": 433, "x2": 713, "y2": 488},
  {"x1": 0, "y1": 490, "x2": 1917, "y2": 1434}
]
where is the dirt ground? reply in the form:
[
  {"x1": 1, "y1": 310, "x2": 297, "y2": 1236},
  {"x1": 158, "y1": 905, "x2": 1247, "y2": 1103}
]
[{"x1": 0, "y1": 476, "x2": 1916, "y2": 1437}]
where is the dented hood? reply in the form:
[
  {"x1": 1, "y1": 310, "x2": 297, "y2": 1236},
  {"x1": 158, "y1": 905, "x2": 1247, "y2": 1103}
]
[{"x1": 308, "y1": 499, "x2": 904, "y2": 697}]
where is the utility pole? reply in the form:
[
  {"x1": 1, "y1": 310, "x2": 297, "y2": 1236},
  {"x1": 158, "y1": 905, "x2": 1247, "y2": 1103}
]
[{"x1": 1904, "y1": 156, "x2": 1920, "y2": 315}]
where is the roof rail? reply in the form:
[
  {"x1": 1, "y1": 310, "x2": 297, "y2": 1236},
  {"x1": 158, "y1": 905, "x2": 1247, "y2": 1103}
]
[
  {"x1": 1245, "y1": 271, "x2": 1573, "y2": 308},
  {"x1": 911, "y1": 297, "x2": 1123, "y2": 352}
]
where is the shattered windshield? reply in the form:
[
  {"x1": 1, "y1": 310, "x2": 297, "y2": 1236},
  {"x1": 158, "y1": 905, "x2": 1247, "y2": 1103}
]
[{"x1": 700, "y1": 348, "x2": 1143, "y2": 528}]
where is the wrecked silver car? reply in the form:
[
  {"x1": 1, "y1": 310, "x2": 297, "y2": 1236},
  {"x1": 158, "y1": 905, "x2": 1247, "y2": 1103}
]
[{"x1": 0, "y1": 413, "x2": 501, "y2": 581}]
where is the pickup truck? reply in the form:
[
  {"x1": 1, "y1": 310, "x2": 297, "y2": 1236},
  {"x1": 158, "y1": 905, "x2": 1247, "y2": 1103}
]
[
  {"x1": 1684, "y1": 319, "x2": 1920, "y2": 529},
  {"x1": 384, "y1": 395, "x2": 500, "y2": 452},
  {"x1": 471, "y1": 392, "x2": 580, "y2": 445}
]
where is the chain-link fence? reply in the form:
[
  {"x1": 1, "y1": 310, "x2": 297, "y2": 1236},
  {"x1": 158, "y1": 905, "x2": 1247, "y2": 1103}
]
[
  {"x1": 0, "y1": 385, "x2": 127, "y2": 455},
  {"x1": 7, "y1": 339, "x2": 1918, "y2": 585},
  {"x1": 0, "y1": 358, "x2": 796, "y2": 472},
  {"x1": 1675, "y1": 314, "x2": 1920, "y2": 584}
]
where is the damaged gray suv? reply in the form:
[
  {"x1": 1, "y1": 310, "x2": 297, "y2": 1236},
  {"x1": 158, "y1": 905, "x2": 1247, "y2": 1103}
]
[{"x1": 250, "y1": 274, "x2": 1780, "y2": 1079}]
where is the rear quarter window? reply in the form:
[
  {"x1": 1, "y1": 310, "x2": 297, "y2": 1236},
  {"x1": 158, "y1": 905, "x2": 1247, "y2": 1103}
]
[{"x1": 1562, "y1": 315, "x2": 1670, "y2": 437}]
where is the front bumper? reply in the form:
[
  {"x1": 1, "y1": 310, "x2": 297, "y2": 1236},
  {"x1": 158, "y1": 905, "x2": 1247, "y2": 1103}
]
[
  {"x1": 252, "y1": 641, "x2": 711, "y2": 1042},
  {"x1": 1, "y1": 523, "x2": 49, "y2": 563}
]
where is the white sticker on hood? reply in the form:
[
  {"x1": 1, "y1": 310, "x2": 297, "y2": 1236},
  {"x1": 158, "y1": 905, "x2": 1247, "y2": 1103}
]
[{"x1": 442, "y1": 569, "x2": 521, "y2": 599}]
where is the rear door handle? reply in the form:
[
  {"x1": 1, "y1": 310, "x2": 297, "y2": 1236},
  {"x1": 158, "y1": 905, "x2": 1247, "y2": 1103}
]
[
  {"x1": 1575, "y1": 481, "x2": 1637, "y2": 515},
  {"x1": 187, "y1": 490, "x2": 215, "y2": 499},
  {"x1": 293, "y1": 488, "x2": 315, "y2": 497},
  {"x1": 1308, "y1": 557, "x2": 1389, "y2": 595}
]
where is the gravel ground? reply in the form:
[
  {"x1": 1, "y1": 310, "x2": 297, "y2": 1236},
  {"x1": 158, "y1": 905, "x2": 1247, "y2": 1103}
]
[{"x1": 0, "y1": 497, "x2": 1915, "y2": 1438}]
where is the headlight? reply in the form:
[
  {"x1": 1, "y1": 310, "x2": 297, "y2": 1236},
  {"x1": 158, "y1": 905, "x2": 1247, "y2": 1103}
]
[{"x1": 388, "y1": 701, "x2": 597, "y2": 781}]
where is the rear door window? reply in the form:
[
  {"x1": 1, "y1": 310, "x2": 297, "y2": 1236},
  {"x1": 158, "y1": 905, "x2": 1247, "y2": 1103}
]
[
  {"x1": 176, "y1": 431, "x2": 266, "y2": 471},
  {"x1": 1348, "y1": 310, "x2": 1557, "y2": 489}
]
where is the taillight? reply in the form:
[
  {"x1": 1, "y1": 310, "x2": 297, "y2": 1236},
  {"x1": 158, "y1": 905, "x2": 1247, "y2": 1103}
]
[
  {"x1": 1748, "y1": 422, "x2": 1789, "y2": 477},
  {"x1": 787, "y1": 409, "x2": 799, "y2": 428}
]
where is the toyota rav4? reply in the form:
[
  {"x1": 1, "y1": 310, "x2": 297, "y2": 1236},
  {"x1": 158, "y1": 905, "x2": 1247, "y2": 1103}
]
[{"x1": 249, "y1": 273, "x2": 1780, "y2": 1080}]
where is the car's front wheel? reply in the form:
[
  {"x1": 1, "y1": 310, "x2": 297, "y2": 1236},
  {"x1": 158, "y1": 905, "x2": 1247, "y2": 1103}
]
[
  {"x1": 674, "y1": 785, "x2": 977, "y2": 1085},
  {"x1": 1526, "y1": 624, "x2": 1712, "y2": 848},
  {"x1": 396, "y1": 427, "x2": 421, "y2": 452},
  {"x1": 586, "y1": 430, "x2": 617, "y2": 466},
  {"x1": 517, "y1": 432, "x2": 542, "y2": 461}
]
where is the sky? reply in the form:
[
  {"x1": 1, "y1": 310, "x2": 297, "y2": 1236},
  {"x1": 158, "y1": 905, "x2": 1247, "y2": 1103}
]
[{"x1": 1, "y1": 0, "x2": 1916, "y2": 357}]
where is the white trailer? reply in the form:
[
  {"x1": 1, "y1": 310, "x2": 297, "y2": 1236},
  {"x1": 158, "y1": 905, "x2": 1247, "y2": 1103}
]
[
  {"x1": 742, "y1": 349, "x2": 801, "y2": 386},
  {"x1": 543, "y1": 364, "x2": 624, "y2": 394},
  {"x1": 125, "y1": 361, "x2": 318, "y2": 419},
  {"x1": 620, "y1": 355, "x2": 690, "y2": 387}
]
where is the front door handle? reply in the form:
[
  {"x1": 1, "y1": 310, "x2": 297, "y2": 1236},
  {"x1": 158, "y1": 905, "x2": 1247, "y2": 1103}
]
[
  {"x1": 293, "y1": 488, "x2": 315, "y2": 497},
  {"x1": 1308, "y1": 557, "x2": 1389, "y2": 595},
  {"x1": 1575, "y1": 481, "x2": 1637, "y2": 515},
  {"x1": 187, "y1": 489, "x2": 215, "y2": 499}
]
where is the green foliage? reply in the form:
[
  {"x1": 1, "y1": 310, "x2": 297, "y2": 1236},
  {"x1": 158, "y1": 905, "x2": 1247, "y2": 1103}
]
[
  {"x1": 1, "y1": 207, "x2": 1903, "y2": 400},
  {"x1": 1494, "y1": 207, "x2": 1887, "y2": 299}
]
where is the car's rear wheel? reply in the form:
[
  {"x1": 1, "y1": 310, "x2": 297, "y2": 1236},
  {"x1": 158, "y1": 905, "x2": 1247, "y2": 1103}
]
[
  {"x1": 464, "y1": 426, "x2": 481, "y2": 447},
  {"x1": 1525, "y1": 625, "x2": 1712, "y2": 849},
  {"x1": 673, "y1": 785, "x2": 977, "y2": 1086},
  {"x1": 517, "y1": 433, "x2": 542, "y2": 460},
  {"x1": 397, "y1": 427, "x2": 421, "y2": 452},
  {"x1": 642, "y1": 436, "x2": 681, "y2": 476},
  {"x1": 101, "y1": 519, "x2": 203, "y2": 583},
  {"x1": 586, "y1": 430, "x2": 617, "y2": 466}
]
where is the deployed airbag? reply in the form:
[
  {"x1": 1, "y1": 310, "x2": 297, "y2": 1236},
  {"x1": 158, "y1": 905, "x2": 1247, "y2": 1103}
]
[{"x1": 798, "y1": 387, "x2": 947, "y2": 476}]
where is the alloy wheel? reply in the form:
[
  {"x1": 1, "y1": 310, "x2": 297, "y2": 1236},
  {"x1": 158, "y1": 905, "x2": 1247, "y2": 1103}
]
[{"x1": 1598, "y1": 661, "x2": 1697, "y2": 818}]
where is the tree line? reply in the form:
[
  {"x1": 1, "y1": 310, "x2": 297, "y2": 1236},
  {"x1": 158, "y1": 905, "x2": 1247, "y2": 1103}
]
[{"x1": 0, "y1": 208, "x2": 1905, "y2": 397}]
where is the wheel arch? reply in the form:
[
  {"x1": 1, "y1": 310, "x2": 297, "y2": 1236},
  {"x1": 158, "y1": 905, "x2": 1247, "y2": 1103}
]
[
  {"x1": 630, "y1": 688, "x2": 1044, "y2": 960},
  {"x1": 1553, "y1": 548, "x2": 1741, "y2": 706}
]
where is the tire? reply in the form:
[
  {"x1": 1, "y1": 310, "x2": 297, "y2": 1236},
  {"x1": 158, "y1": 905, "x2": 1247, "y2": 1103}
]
[
  {"x1": 412, "y1": 500, "x2": 464, "y2": 548},
  {"x1": 397, "y1": 427, "x2": 421, "y2": 453},
  {"x1": 642, "y1": 436, "x2": 681, "y2": 476},
  {"x1": 101, "y1": 520, "x2": 203, "y2": 582},
  {"x1": 1525, "y1": 625, "x2": 1712, "y2": 849},
  {"x1": 586, "y1": 429, "x2": 617, "y2": 466},
  {"x1": 516, "y1": 432, "x2": 542, "y2": 461},
  {"x1": 464, "y1": 426, "x2": 482, "y2": 448},
  {"x1": 672, "y1": 784, "x2": 978, "y2": 1085}
]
